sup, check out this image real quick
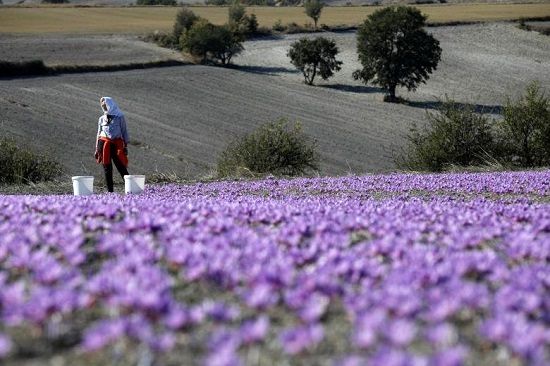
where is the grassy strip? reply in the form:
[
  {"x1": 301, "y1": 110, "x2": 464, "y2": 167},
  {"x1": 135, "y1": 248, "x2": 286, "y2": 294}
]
[
  {"x1": 0, "y1": 59, "x2": 188, "y2": 78},
  {"x1": 1, "y1": 4, "x2": 550, "y2": 34}
]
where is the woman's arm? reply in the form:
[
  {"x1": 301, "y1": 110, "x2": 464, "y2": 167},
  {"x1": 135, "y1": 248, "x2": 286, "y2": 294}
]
[
  {"x1": 120, "y1": 115, "x2": 129, "y2": 145},
  {"x1": 95, "y1": 118, "x2": 101, "y2": 151}
]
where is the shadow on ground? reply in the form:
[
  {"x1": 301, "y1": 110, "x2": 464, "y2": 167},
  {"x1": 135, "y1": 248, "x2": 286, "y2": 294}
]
[
  {"x1": 230, "y1": 64, "x2": 299, "y2": 75},
  {"x1": 406, "y1": 100, "x2": 503, "y2": 115},
  {"x1": 320, "y1": 84, "x2": 383, "y2": 94}
]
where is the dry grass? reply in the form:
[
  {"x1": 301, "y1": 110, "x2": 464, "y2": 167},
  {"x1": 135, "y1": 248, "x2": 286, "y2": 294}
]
[{"x1": 1, "y1": 4, "x2": 550, "y2": 34}]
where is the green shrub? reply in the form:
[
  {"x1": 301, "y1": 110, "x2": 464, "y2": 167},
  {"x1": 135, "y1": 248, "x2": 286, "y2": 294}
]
[
  {"x1": 228, "y1": 3, "x2": 258, "y2": 38},
  {"x1": 397, "y1": 98, "x2": 496, "y2": 172},
  {"x1": 286, "y1": 22, "x2": 306, "y2": 34},
  {"x1": 272, "y1": 19, "x2": 286, "y2": 32},
  {"x1": 242, "y1": 14, "x2": 259, "y2": 36},
  {"x1": 205, "y1": 0, "x2": 228, "y2": 4},
  {"x1": 143, "y1": 31, "x2": 178, "y2": 49},
  {"x1": 217, "y1": 118, "x2": 319, "y2": 178},
  {"x1": 41, "y1": 0, "x2": 70, "y2": 3},
  {"x1": 229, "y1": 1, "x2": 246, "y2": 25},
  {"x1": 174, "y1": 7, "x2": 200, "y2": 42},
  {"x1": 181, "y1": 20, "x2": 243, "y2": 65},
  {"x1": 0, "y1": 138, "x2": 62, "y2": 184},
  {"x1": 498, "y1": 81, "x2": 550, "y2": 167}
]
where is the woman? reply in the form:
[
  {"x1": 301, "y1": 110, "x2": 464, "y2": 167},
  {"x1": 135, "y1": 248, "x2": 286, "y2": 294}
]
[{"x1": 94, "y1": 97, "x2": 130, "y2": 193}]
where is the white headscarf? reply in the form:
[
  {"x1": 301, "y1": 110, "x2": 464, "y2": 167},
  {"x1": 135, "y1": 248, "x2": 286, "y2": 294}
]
[{"x1": 100, "y1": 97, "x2": 124, "y2": 117}]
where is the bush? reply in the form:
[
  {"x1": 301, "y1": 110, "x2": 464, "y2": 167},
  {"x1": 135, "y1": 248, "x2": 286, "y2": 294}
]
[
  {"x1": 228, "y1": 1, "x2": 246, "y2": 25},
  {"x1": 181, "y1": 20, "x2": 244, "y2": 65},
  {"x1": 286, "y1": 22, "x2": 305, "y2": 34},
  {"x1": 174, "y1": 7, "x2": 200, "y2": 42},
  {"x1": 0, "y1": 138, "x2": 62, "y2": 184},
  {"x1": 397, "y1": 98, "x2": 496, "y2": 172},
  {"x1": 272, "y1": 19, "x2": 286, "y2": 32},
  {"x1": 228, "y1": 3, "x2": 258, "y2": 38},
  {"x1": 205, "y1": 0, "x2": 228, "y2": 4},
  {"x1": 41, "y1": 0, "x2": 70, "y2": 3},
  {"x1": 143, "y1": 31, "x2": 178, "y2": 49},
  {"x1": 136, "y1": 0, "x2": 176, "y2": 4},
  {"x1": 242, "y1": 14, "x2": 259, "y2": 36},
  {"x1": 498, "y1": 82, "x2": 550, "y2": 167},
  {"x1": 288, "y1": 37, "x2": 342, "y2": 85},
  {"x1": 217, "y1": 118, "x2": 319, "y2": 177}
]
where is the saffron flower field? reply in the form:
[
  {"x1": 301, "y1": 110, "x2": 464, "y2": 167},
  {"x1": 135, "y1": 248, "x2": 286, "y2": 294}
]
[{"x1": 0, "y1": 171, "x2": 549, "y2": 365}]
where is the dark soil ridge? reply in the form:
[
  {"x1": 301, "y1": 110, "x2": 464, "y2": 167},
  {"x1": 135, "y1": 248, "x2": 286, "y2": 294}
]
[{"x1": 0, "y1": 59, "x2": 189, "y2": 79}]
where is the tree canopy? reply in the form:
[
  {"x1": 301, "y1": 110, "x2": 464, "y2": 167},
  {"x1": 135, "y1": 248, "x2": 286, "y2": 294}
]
[
  {"x1": 288, "y1": 37, "x2": 342, "y2": 85},
  {"x1": 181, "y1": 20, "x2": 243, "y2": 65},
  {"x1": 353, "y1": 6, "x2": 442, "y2": 102},
  {"x1": 304, "y1": 0, "x2": 324, "y2": 30}
]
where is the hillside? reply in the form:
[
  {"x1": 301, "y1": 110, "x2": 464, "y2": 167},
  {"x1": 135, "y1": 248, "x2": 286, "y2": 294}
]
[{"x1": 1, "y1": 23, "x2": 548, "y2": 180}]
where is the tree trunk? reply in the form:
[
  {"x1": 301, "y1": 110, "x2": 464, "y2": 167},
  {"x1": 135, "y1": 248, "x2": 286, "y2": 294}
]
[
  {"x1": 308, "y1": 66, "x2": 317, "y2": 85},
  {"x1": 386, "y1": 84, "x2": 398, "y2": 103}
]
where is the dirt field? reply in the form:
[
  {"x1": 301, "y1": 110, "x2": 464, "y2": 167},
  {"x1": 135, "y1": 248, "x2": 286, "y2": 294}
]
[
  {"x1": 1, "y1": 4, "x2": 550, "y2": 34},
  {"x1": 0, "y1": 34, "x2": 183, "y2": 65},
  {"x1": 0, "y1": 23, "x2": 548, "y2": 180},
  {"x1": 237, "y1": 23, "x2": 550, "y2": 107}
]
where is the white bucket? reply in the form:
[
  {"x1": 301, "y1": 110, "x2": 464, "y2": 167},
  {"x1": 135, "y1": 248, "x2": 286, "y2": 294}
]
[
  {"x1": 72, "y1": 176, "x2": 94, "y2": 196},
  {"x1": 124, "y1": 175, "x2": 145, "y2": 194}
]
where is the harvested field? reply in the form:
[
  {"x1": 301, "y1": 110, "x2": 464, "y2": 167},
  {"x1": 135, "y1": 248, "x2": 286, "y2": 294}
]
[
  {"x1": 237, "y1": 23, "x2": 550, "y2": 107},
  {"x1": 1, "y1": 4, "x2": 550, "y2": 34},
  {"x1": 0, "y1": 64, "x2": 407, "y2": 179},
  {"x1": 0, "y1": 23, "x2": 548, "y2": 180},
  {"x1": 0, "y1": 34, "x2": 183, "y2": 66}
]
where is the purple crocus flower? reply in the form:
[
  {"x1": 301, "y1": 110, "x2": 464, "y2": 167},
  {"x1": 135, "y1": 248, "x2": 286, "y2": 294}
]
[
  {"x1": 279, "y1": 323, "x2": 324, "y2": 355},
  {"x1": 239, "y1": 316, "x2": 270, "y2": 345},
  {"x1": 0, "y1": 334, "x2": 12, "y2": 358}
]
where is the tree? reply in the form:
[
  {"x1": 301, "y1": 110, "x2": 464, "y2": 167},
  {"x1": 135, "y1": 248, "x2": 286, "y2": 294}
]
[
  {"x1": 499, "y1": 81, "x2": 550, "y2": 167},
  {"x1": 173, "y1": 7, "x2": 199, "y2": 42},
  {"x1": 304, "y1": 0, "x2": 324, "y2": 30},
  {"x1": 181, "y1": 20, "x2": 243, "y2": 65},
  {"x1": 353, "y1": 6, "x2": 441, "y2": 102},
  {"x1": 209, "y1": 25, "x2": 244, "y2": 65},
  {"x1": 287, "y1": 37, "x2": 342, "y2": 85},
  {"x1": 397, "y1": 98, "x2": 496, "y2": 171}
]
